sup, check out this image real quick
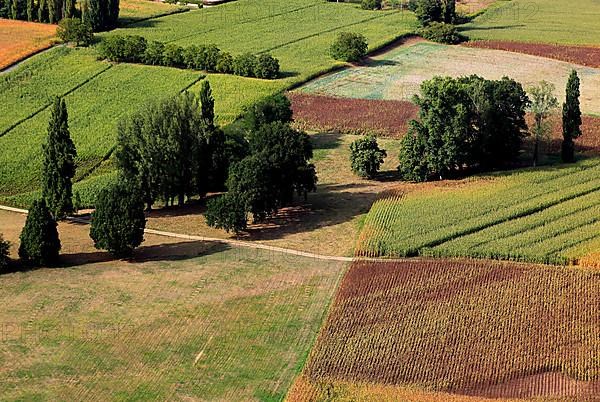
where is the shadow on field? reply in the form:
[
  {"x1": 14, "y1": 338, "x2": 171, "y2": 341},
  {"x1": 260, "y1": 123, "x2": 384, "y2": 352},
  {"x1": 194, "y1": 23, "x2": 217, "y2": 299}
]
[{"x1": 457, "y1": 24, "x2": 526, "y2": 33}]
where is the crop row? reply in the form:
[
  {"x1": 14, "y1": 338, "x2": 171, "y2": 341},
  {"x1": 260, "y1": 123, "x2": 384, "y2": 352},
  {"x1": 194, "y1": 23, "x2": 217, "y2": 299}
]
[
  {"x1": 356, "y1": 159, "x2": 600, "y2": 265},
  {"x1": 303, "y1": 260, "x2": 600, "y2": 396}
]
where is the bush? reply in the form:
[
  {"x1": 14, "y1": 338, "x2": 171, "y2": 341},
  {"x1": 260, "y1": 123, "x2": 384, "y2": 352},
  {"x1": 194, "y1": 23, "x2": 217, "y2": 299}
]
[
  {"x1": 349, "y1": 135, "x2": 387, "y2": 179},
  {"x1": 254, "y1": 53, "x2": 280, "y2": 79},
  {"x1": 0, "y1": 234, "x2": 10, "y2": 271},
  {"x1": 99, "y1": 35, "x2": 146, "y2": 63},
  {"x1": 143, "y1": 40, "x2": 165, "y2": 65},
  {"x1": 205, "y1": 193, "x2": 248, "y2": 234},
  {"x1": 415, "y1": 0, "x2": 442, "y2": 25},
  {"x1": 216, "y1": 51, "x2": 234, "y2": 74},
  {"x1": 90, "y1": 180, "x2": 146, "y2": 256},
  {"x1": 19, "y1": 199, "x2": 61, "y2": 266},
  {"x1": 233, "y1": 53, "x2": 258, "y2": 77},
  {"x1": 243, "y1": 93, "x2": 293, "y2": 130},
  {"x1": 330, "y1": 32, "x2": 368, "y2": 62},
  {"x1": 418, "y1": 22, "x2": 462, "y2": 44},
  {"x1": 57, "y1": 18, "x2": 94, "y2": 46},
  {"x1": 162, "y1": 43, "x2": 184, "y2": 67},
  {"x1": 361, "y1": 0, "x2": 381, "y2": 10}
]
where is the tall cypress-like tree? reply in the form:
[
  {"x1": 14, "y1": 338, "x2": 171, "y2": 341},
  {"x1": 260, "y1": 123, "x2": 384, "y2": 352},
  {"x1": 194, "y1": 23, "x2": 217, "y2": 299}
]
[
  {"x1": 63, "y1": 0, "x2": 75, "y2": 18},
  {"x1": 443, "y1": 0, "x2": 455, "y2": 23},
  {"x1": 38, "y1": 0, "x2": 48, "y2": 22},
  {"x1": 42, "y1": 98, "x2": 77, "y2": 219},
  {"x1": 562, "y1": 70, "x2": 582, "y2": 163},
  {"x1": 199, "y1": 80, "x2": 215, "y2": 127},
  {"x1": 26, "y1": 0, "x2": 34, "y2": 20},
  {"x1": 10, "y1": 0, "x2": 17, "y2": 19},
  {"x1": 19, "y1": 199, "x2": 61, "y2": 266}
]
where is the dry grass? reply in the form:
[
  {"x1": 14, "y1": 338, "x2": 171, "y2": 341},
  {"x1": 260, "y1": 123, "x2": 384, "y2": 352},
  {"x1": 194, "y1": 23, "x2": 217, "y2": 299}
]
[
  {"x1": 294, "y1": 259, "x2": 600, "y2": 400},
  {"x1": 0, "y1": 19, "x2": 57, "y2": 70},
  {"x1": 0, "y1": 209, "x2": 347, "y2": 400}
]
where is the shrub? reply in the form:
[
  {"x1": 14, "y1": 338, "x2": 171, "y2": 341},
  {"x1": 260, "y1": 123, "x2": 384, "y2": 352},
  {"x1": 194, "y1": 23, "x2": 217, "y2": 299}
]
[
  {"x1": 216, "y1": 51, "x2": 234, "y2": 74},
  {"x1": 57, "y1": 18, "x2": 94, "y2": 46},
  {"x1": 330, "y1": 32, "x2": 368, "y2": 62},
  {"x1": 143, "y1": 40, "x2": 165, "y2": 65},
  {"x1": 415, "y1": 0, "x2": 442, "y2": 25},
  {"x1": 205, "y1": 193, "x2": 248, "y2": 234},
  {"x1": 233, "y1": 52, "x2": 258, "y2": 77},
  {"x1": 162, "y1": 43, "x2": 184, "y2": 67},
  {"x1": 90, "y1": 180, "x2": 146, "y2": 256},
  {"x1": 98, "y1": 35, "x2": 126, "y2": 61},
  {"x1": 0, "y1": 234, "x2": 10, "y2": 272},
  {"x1": 243, "y1": 93, "x2": 293, "y2": 130},
  {"x1": 361, "y1": 0, "x2": 381, "y2": 10},
  {"x1": 122, "y1": 35, "x2": 147, "y2": 63},
  {"x1": 202, "y1": 44, "x2": 220, "y2": 71},
  {"x1": 19, "y1": 199, "x2": 61, "y2": 266},
  {"x1": 349, "y1": 135, "x2": 387, "y2": 178},
  {"x1": 254, "y1": 53, "x2": 280, "y2": 79},
  {"x1": 418, "y1": 22, "x2": 462, "y2": 44}
]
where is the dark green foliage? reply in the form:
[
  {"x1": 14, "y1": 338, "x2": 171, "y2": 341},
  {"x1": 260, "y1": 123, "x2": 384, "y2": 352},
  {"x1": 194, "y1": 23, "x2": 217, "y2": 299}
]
[
  {"x1": 361, "y1": 0, "x2": 381, "y2": 10},
  {"x1": 99, "y1": 35, "x2": 146, "y2": 62},
  {"x1": 254, "y1": 53, "x2": 280, "y2": 79},
  {"x1": 398, "y1": 76, "x2": 529, "y2": 181},
  {"x1": 83, "y1": 0, "x2": 119, "y2": 31},
  {"x1": 57, "y1": 18, "x2": 94, "y2": 46},
  {"x1": 38, "y1": 0, "x2": 48, "y2": 22},
  {"x1": 330, "y1": 32, "x2": 368, "y2": 62},
  {"x1": 26, "y1": 0, "x2": 34, "y2": 21},
  {"x1": 162, "y1": 43, "x2": 184, "y2": 67},
  {"x1": 562, "y1": 70, "x2": 582, "y2": 163},
  {"x1": 142, "y1": 40, "x2": 165, "y2": 65},
  {"x1": 47, "y1": 0, "x2": 56, "y2": 22},
  {"x1": 42, "y1": 97, "x2": 77, "y2": 219},
  {"x1": 205, "y1": 193, "x2": 247, "y2": 234},
  {"x1": 18, "y1": 199, "x2": 61, "y2": 266},
  {"x1": 116, "y1": 91, "x2": 227, "y2": 208},
  {"x1": 0, "y1": 234, "x2": 10, "y2": 272},
  {"x1": 233, "y1": 52, "x2": 258, "y2": 77},
  {"x1": 63, "y1": 0, "x2": 76, "y2": 18},
  {"x1": 415, "y1": 0, "x2": 442, "y2": 25},
  {"x1": 243, "y1": 93, "x2": 293, "y2": 130},
  {"x1": 90, "y1": 180, "x2": 145, "y2": 256},
  {"x1": 199, "y1": 80, "x2": 215, "y2": 127},
  {"x1": 443, "y1": 0, "x2": 455, "y2": 23},
  {"x1": 349, "y1": 135, "x2": 387, "y2": 179},
  {"x1": 216, "y1": 51, "x2": 234, "y2": 74},
  {"x1": 418, "y1": 22, "x2": 462, "y2": 44}
]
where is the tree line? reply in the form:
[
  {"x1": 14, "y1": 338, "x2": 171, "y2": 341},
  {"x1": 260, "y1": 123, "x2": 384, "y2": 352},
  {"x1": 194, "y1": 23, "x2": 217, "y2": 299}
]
[{"x1": 0, "y1": 0, "x2": 118, "y2": 31}]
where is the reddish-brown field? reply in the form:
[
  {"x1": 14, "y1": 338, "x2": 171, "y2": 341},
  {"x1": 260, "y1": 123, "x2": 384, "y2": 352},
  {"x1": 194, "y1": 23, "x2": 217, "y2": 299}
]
[
  {"x1": 528, "y1": 114, "x2": 600, "y2": 157},
  {"x1": 0, "y1": 19, "x2": 57, "y2": 70},
  {"x1": 293, "y1": 259, "x2": 600, "y2": 400},
  {"x1": 465, "y1": 41, "x2": 600, "y2": 69},
  {"x1": 289, "y1": 93, "x2": 419, "y2": 138}
]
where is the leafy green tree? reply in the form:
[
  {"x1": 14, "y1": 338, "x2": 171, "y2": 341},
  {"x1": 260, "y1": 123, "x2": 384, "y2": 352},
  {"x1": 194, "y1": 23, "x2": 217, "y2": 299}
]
[
  {"x1": 63, "y1": 0, "x2": 75, "y2": 17},
  {"x1": 83, "y1": 0, "x2": 118, "y2": 31},
  {"x1": 330, "y1": 32, "x2": 368, "y2": 62},
  {"x1": 243, "y1": 93, "x2": 293, "y2": 130},
  {"x1": 528, "y1": 81, "x2": 558, "y2": 166},
  {"x1": 90, "y1": 180, "x2": 146, "y2": 256},
  {"x1": 415, "y1": 0, "x2": 442, "y2": 26},
  {"x1": 26, "y1": 0, "x2": 34, "y2": 21},
  {"x1": 349, "y1": 135, "x2": 387, "y2": 179},
  {"x1": 38, "y1": 0, "x2": 48, "y2": 22},
  {"x1": 57, "y1": 18, "x2": 94, "y2": 46},
  {"x1": 10, "y1": 0, "x2": 17, "y2": 19},
  {"x1": 143, "y1": 40, "x2": 165, "y2": 65},
  {"x1": 233, "y1": 53, "x2": 257, "y2": 77},
  {"x1": 418, "y1": 22, "x2": 462, "y2": 44},
  {"x1": 0, "y1": 234, "x2": 10, "y2": 272},
  {"x1": 42, "y1": 97, "x2": 77, "y2": 219},
  {"x1": 562, "y1": 70, "x2": 582, "y2": 163},
  {"x1": 199, "y1": 80, "x2": 215, "y2": 127},
  {"x1": 254, "y1": 53, "x2": 280, "y2": 79},
  {"x1": 205, "y1": 193, "x2": 248, "y2": 234},
  {"x1": 19, "y1": 199, "x2": 61, "y2": 266},
  {"x1": 443, "y1": 0, "x2": 455, "y2": 23}
]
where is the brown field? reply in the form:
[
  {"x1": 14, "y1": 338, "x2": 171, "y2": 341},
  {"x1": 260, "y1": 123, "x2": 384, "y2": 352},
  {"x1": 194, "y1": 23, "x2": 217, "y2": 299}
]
[
  {"x1": 466, "y1": 40, "x2": 600, "y2": 69},
  {"x1": 294, "y1": 259, "x2": 600, "y2": 400},
  {"x1": 0, "y1": 19, "x2": 56, "y2": 70}
]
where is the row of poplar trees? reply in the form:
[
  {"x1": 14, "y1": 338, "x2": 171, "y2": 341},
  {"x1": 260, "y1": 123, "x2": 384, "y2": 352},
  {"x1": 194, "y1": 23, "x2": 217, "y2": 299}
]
[{"x1": 0, "y1": 0, "x2": 118, "y2": 31}]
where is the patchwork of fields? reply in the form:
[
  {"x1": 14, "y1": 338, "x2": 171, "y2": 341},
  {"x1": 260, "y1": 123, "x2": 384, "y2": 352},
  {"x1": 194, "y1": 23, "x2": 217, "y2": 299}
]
[
  {"x1": 298, "y1": 42, "x2": 600, "y2": 115},
  {"x1": 357, "y1": 158, "x2": 600, "y2": 265},
  {"x1": 291, "y1": 259, "x2": 600, "y2": 400}
]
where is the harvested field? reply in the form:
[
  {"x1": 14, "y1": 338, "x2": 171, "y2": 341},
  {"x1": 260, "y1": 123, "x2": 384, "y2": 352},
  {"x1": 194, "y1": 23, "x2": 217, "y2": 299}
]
[
  {"x1": 289, "y1": 93, "x2": 419, "y2": 137},
  {"x1": 466, "y1": 40, "x2": 600, "y2": 68},
  {"x1": 297, "y1": 42, "x2": 600, "y2": 115},
  {"x1": 294, "y1": 259, "x2": 600, "y2": 400},
  {"x1": 0, "y1": 19, "x2": 56, "y2": 70}
]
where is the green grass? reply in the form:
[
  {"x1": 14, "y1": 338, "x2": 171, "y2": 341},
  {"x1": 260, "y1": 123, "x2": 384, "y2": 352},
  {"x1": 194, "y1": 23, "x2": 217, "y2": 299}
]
[
  {"x1": 118, "y1": 0, "x2": 188, "y2": 25},
  {"x1": 356, "y1": 158, "x2": 600, "y2": 265},
  {"x1": 461, "y1": 0, "x2": 600, "y2": 45},
  {"x1": 0, "y1": 245, "x2": 346, "y2": 400}
]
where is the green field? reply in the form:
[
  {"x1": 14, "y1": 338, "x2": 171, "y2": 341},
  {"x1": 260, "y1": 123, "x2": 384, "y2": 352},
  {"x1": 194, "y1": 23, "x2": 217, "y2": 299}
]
[
  {"x1": 462, "y1": 0, "x2": 600, "y2": 45},
  {"x1": 0, "y1": 224, "x2": 346, "y2": 400},
  {"x1": 356, "y1": 158, "x2": 600, "y2": 265},
  {"x1": 0, "y1": 0, "x2": 417, "y2": 205}
]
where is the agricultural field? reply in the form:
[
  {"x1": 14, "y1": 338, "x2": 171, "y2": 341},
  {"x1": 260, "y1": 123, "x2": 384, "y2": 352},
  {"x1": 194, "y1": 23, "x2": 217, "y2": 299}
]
[
  {"x1": 462, "y1": 0, "x2": 600, "y2": 46},
  {"x1": 0, "y1": 19, "x2": 57, "y2": 70},
  {"x1": 298, "y1": 41, "x2": 600, "y2": 115},
  {"x1": 356, "y1": 158, "x2": 600, "y2": 265},
  {"x1": 118, "y1": 0, "x2": 188, "y2": 25},
  {"x1": 0, "y1": 210, "x2": 347, "y2": 400},
  {"x1": 289, "y1": 259, "x2": 600, "y2": 400}
]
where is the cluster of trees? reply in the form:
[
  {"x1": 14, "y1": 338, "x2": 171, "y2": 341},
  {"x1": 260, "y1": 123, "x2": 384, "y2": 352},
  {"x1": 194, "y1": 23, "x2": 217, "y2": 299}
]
[
  {"x1": 205, "y1": 95, "x2": 317, "y2": 233},
  {"x1": 0, "y1": 0, "x2": 76, "y2": 23},
  {"x1": 330, "y1": 32, "x2": 368, "y2": 62},
  {"x1": 398, "y1": 70, "x2": 584, "y2": 181},
  {"x1": 361, "y1": 0, "x2": 381, "y2": 10},
  {"x1": 99, "y1": 35, "x2": 281, "y2": 79},
  {"x1": 57, "y1": 17, "x2": 93, "y2": 46},
  {"x1": 349, "y1": 135, "x2": 387, "y2": 179},
  {"x1": 409, "y1": 0, "x2": 462, "y2": 44},
  {"x1": 0, "y1": 0, "x2": 117, "y2": 31}
]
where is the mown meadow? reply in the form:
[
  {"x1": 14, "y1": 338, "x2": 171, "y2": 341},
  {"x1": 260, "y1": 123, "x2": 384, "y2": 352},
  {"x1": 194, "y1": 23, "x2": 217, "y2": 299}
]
[{"x1": 356, "y1": 158, "x2": 600, "y2": 265}]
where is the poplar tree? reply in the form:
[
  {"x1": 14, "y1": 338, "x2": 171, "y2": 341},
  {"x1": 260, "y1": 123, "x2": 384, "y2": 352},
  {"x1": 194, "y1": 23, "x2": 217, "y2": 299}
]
[
  {"x1": 38, "y1": 0, "x2": 48, "y2": 22},
  {"x1": 42, "y1": 97, "x2": 77, "y2": 219},
  {"x1": 199, "y1": 80, "x2": 215, "y2": 127},
  {"x1": 561, "y1": 70, "x2": 582, "y2": 163}
]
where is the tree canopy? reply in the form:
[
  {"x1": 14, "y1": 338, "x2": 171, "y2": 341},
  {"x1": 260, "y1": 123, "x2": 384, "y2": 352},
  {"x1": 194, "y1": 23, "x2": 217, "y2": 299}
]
[
  {"x1": 349, "y1": 135, "x2": 387, "y2": 179},
  {"x1": 19, "y1": 199, "x2": 61, "y2": 266},
  {"x1": 562, "y1": 70, "x2": 582, "y2": 163}
]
